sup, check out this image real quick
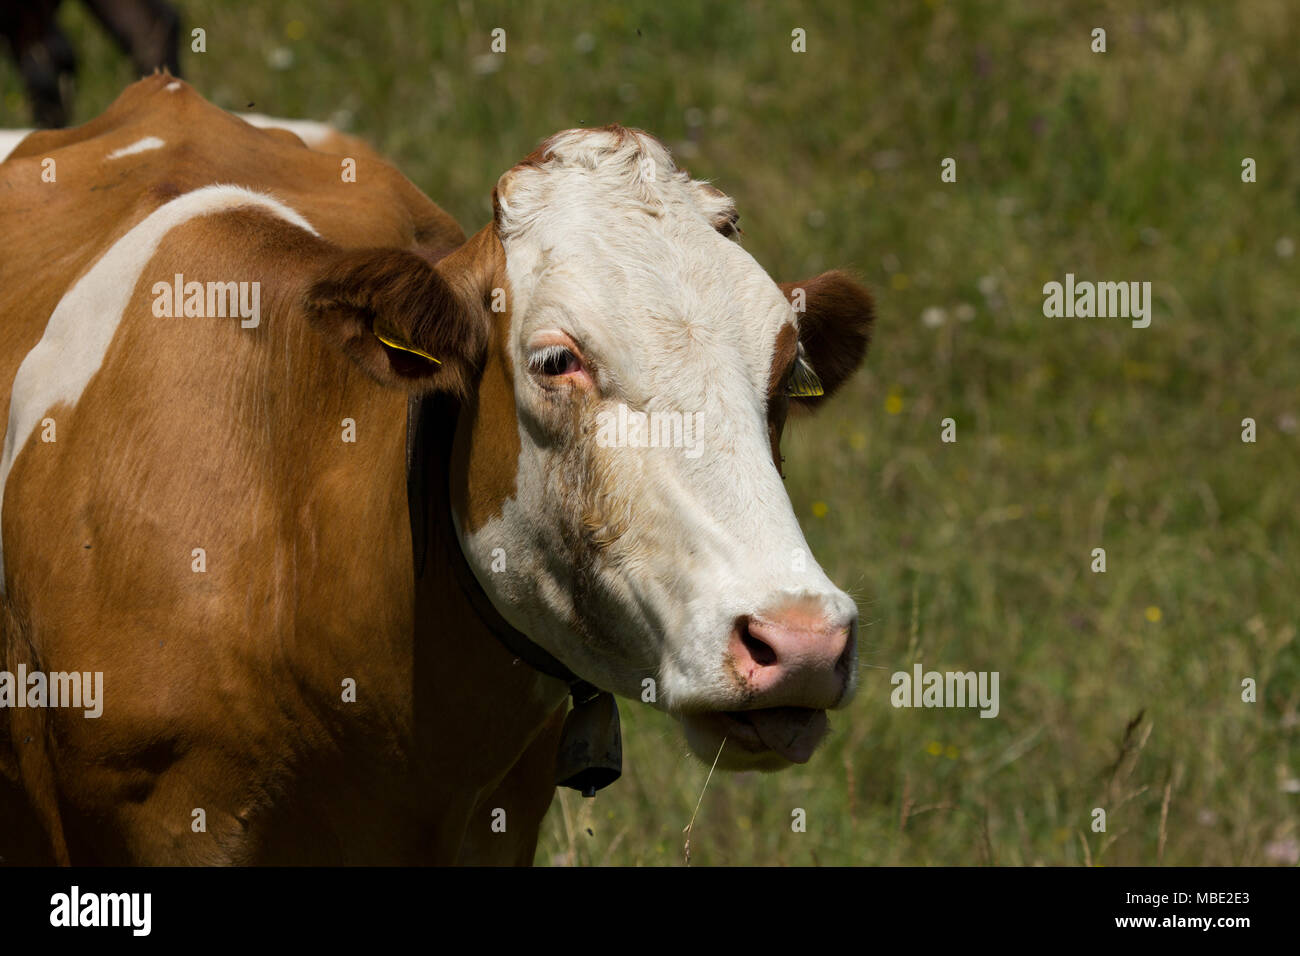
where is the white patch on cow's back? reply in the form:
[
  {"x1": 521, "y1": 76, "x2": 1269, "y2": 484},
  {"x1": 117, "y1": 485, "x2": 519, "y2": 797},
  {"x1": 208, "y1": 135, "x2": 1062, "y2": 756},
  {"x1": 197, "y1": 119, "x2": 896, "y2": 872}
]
[
  {"x1": 0, "y1": 130, "x2": 33, "y2": 163},
  {"x1": 105, "y1": 136, "x2": 166, "y2": 160},
  {"x1": 165, "y1": 81, "x2": 182, "y2": 92},
  {"x1": 0, "y1": 185, "x2": 317, "y2": 591},
  {"x1": 239, "y1": 113, "x2": 334, "y2": 150}
]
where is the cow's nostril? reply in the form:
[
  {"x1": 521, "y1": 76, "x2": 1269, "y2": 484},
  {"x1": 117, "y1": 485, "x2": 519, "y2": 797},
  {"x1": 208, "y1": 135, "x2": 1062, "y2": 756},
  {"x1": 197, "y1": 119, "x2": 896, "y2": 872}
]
[{"x1": 739, "y1": 617, "x2": 778, "y2": 666}]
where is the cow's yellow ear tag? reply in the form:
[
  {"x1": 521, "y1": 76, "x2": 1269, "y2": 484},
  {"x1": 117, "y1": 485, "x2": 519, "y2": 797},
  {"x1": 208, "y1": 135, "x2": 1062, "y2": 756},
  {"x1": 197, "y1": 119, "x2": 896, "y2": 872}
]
[
  {"x1": 786, "y1": 343, "x2": 824, "y2": 398},
  {"x1": 374, "y1": 316, "x2": 441, "y2": 365}
]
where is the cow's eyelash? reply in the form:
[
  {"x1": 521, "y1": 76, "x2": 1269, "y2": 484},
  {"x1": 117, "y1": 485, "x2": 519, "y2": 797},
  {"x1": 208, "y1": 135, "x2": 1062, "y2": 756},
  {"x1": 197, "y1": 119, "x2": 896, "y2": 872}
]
[{"x1": 526, "y1": 344, "x2": 580, "y2": 376}]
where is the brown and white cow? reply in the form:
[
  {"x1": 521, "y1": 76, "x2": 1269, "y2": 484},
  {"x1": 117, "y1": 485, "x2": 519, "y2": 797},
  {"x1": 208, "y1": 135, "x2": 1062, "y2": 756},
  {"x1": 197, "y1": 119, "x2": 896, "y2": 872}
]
[{"x1": 0, "y1": 75, "x2": 873, "y2": 865}]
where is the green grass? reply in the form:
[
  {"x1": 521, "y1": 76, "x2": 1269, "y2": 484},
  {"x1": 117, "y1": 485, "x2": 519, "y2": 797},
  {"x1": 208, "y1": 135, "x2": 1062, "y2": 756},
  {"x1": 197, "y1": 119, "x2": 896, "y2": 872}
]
[{"x1": 5, "y1": 0, "x2": 1295, "y2": 865}]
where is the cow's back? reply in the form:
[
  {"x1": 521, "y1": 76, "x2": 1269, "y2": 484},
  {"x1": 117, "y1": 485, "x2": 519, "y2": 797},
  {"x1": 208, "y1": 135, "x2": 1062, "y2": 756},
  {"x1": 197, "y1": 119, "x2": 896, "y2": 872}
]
[{"x1": 0, "y1": 74, "x2": 461, "y2": 430}]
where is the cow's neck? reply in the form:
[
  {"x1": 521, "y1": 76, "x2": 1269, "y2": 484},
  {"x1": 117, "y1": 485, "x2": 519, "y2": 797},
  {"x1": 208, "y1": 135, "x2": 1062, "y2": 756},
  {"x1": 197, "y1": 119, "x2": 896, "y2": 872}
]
[
  {"x1": 409, "y1": 395, "x2": 578, "y2": 683},
  {"x1": 405, "y1": 391, "x2": 570, "y2": 804},
  {"x1": 421, "y1": 385, "x2": 625, "y2": 797}
]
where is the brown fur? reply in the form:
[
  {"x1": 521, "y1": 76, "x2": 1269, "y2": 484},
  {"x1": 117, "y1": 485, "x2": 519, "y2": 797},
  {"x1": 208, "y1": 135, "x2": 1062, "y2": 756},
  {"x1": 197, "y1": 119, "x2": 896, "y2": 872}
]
[
  {"x1": 303, "y1": 247, "x2": 489, "y2": 398},
  {"x1": 446, "y1": 228, "x2": 521, "y2": 535},
  {"x1": 766, "y1": 322, "x2": 798, "y2": 475},
  {"x1": 0, "y1": 76, "x2": 563, "y2": 865},
  {"x1": 779, "y1": 270, "x2": 875, "y2": 408}
]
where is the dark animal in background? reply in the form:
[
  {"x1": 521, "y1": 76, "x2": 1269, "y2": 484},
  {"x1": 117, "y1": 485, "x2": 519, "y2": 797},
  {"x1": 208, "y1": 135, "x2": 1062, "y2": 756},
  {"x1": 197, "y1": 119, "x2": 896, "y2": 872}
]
[{"x1": 0, "y1": 0, "x2": 180, "y2": 127}]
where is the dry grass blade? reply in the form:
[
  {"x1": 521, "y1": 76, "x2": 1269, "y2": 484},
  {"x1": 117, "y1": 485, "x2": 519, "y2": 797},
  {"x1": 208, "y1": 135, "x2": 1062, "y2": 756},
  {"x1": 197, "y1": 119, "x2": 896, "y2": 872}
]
[{"x1": 682, "y1": 737, "x2": 726, "y2": 866}]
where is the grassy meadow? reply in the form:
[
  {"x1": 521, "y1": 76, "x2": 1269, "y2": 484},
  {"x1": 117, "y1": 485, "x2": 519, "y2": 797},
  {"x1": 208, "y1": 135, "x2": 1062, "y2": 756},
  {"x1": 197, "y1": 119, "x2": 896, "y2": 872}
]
[{"x1": 3, "y1": 0, "x2": 1295, "y2": 865}]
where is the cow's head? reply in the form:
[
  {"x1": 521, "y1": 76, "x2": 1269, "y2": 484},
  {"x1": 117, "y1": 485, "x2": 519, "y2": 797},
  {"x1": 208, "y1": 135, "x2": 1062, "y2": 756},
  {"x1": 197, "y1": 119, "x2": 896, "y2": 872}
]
[{"x1": 305, "y1": 127, "x2": 873, "y2": 770}]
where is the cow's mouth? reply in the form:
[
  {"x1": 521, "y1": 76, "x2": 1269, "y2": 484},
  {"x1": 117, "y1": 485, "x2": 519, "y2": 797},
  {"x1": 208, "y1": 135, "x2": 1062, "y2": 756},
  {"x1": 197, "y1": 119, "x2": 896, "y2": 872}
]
[{"x1": 680, "y1": 707, "x2": 830, "y2": 770}]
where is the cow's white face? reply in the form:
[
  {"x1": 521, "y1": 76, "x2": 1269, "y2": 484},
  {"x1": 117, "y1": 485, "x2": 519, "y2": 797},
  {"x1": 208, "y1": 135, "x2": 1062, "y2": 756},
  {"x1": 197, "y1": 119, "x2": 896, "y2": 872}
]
[{"x1": 448, "y1": 128, "x2": 875, "y2": 770}]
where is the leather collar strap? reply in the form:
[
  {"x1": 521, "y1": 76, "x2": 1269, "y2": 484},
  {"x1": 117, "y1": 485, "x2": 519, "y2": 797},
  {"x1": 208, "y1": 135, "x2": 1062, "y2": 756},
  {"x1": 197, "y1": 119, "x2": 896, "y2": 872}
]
[{"x1": 405, "y1": 393, "x2": 621, "y2": 795}]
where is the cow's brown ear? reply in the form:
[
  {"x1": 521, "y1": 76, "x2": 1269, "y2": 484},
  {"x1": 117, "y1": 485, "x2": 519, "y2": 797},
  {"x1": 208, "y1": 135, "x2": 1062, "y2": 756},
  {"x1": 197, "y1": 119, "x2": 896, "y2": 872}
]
[
  {"x1": 778, "y1": 271, "x2": 874, "y2": 410},
  {"x1": 303, "y1": 248, "x2": 488, "y2": 397}
]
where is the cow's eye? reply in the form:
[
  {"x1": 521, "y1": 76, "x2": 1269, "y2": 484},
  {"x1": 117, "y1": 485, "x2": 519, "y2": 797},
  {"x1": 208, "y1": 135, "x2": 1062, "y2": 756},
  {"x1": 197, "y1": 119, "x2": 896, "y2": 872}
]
[{"x1": 527, "y1": 344, "x2": 582, "y2": 377}]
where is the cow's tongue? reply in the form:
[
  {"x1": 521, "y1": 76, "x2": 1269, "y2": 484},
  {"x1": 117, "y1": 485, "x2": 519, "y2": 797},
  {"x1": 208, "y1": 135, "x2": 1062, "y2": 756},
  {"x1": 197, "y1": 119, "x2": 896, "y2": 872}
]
[{"x1": 744, "y1": 708, "x2": 829, "y2": 763}]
